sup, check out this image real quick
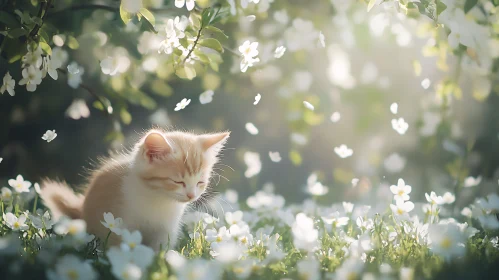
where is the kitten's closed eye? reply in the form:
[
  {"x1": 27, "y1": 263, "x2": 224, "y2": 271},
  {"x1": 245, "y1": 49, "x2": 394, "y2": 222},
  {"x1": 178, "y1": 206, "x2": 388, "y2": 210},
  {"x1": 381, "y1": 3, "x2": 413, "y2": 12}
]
[{"x1": 172, "y1": 180, "x2": 186, "y2": 187}]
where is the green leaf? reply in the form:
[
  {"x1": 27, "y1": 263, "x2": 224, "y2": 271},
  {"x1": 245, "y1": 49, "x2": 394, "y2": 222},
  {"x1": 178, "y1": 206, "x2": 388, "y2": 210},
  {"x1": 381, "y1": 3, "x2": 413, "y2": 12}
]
[
  {"x1": 7, "y1": 28, "x2": 28, "y2": 38},
  {"x1": 464, "y1": 0, "x2": 478, "y2": 13},
  {"x1": 367, "y1": 0, "x2": 378, "y2": 12},
  {"x1": 204, "y1": 26, "x2": 228, "y2": 39},
  {"x1": 120, "y1": 108, "x2": 132, "y2": 125},
  {"x1": 93, "y1": 101, "x2": 104, "y2": 111},
  {"x1": 120, "y1": 4, "x2": 134, "y2": 25},
  {"x1": 39, "y1": 41, "x2": 52, "y2": 55},
  {"x1": 198, "y1": 38, "x2": 224, "y2": 53},
  {"x1": 176, "y1": 65, "x2": 197, "y2": 80},
  {"x1": 139, "y1": 8, "x2": 155, "y2": 26},
  {"x1": 151, "y1": 80, "x2": 173, "y2": 97},
  {"x1": 67, "y1": 36, "x2": 79, "y2": 49},
  {"x1": 436, "y1": 0, "x2": 447, "y2": 15},
  {"x1": 0, "y1": 11, "x2": 21, "y2": 27}
]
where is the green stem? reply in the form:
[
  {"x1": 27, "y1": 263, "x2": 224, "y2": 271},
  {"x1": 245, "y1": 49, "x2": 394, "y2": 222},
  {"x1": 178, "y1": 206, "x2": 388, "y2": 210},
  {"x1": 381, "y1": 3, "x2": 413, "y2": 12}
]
[
  {"x1": 32, "y1": 194, "x2": 38, "y2": 214},
  {"x1": 103, "y1": 230, "x2": 112, "y2": 251}
]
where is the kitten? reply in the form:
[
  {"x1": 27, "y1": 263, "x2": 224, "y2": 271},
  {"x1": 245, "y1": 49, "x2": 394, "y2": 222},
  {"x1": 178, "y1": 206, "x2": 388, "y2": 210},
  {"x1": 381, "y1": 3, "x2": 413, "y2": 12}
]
[{"x1": 40, "y1": 129, "x2": 230, "y2": 250}]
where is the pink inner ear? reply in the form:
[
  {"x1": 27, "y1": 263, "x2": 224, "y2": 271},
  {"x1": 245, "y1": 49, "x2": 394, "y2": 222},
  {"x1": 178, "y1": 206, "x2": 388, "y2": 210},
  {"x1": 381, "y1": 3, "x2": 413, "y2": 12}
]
[
  {"x1": 201, "y1": 132, "x2": 230, "y2": 151},
  {"x1": 143, "y1": 132, "x2": 171, "y2": 162}
]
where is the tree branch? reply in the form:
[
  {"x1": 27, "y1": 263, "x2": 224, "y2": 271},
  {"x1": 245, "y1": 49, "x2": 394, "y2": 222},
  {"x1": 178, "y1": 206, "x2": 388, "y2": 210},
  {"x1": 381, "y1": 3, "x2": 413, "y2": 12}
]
[
  {"x1": 57, "y1": 68, "x2": 113, "y2": 116},
  {"x1": 29, "y1": 0, "x2": 53, "y2": 38},
  {"x1": 183, "y1": 27, "x2": 203, "y2": 64}
]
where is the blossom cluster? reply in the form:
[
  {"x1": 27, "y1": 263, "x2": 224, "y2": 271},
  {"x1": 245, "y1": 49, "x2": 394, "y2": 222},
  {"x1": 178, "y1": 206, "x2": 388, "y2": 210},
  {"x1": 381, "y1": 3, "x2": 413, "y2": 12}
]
[{"x1": 1, "y1": 174, "x2": 498, "y2": 279}]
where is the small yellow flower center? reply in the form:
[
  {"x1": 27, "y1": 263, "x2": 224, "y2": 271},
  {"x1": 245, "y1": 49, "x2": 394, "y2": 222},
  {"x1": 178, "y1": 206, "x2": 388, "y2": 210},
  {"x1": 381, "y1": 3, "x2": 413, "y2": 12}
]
[
  {"x1": 67, "y1": 270, "x2": 79, "y2": 280},
  {"x1": 398, "y1": 190, "x2": 404, "y2": 196},
  {"x1": 109, "y1": 223, "x2": 115, "y2": 228},
  {"x1": 233, "y1": 267, "x2": 244, "y2": 274},
  {"x1": 241, "y1": 237, "x2": 247, "y2": 244},
  {"x1": 68, "y1": 225, "x2": 78, "y2": 235},
  {"x1": 397, "y1": 209, "x2": 404, "y2": 215},
  {"x1": 129, "y1": 242, "x2": 136, "y2": 249},
  {"x1": 440, "y1": 237, "x2": 452, "y2": 249},
  {"x1": 13, "y1": 222, "x2": 20, "y2": 228},
  {"x1": 216, "y1": 236, "x2": 222, "y2": 242}
]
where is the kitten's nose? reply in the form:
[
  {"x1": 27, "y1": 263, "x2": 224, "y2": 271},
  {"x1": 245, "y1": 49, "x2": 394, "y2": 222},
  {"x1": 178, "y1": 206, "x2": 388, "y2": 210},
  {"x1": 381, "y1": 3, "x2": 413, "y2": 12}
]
[{"x1": 187, "y1": 193, "x2": 194, "y2": 200}]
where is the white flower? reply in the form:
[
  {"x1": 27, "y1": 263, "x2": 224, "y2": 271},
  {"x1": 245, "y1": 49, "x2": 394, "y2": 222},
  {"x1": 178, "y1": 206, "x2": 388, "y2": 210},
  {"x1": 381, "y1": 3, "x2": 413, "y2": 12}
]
[
  {"x1": 42, "y1": 56, "x2": 61, "y2": 80},
  {"x1": 66, "y1": 99, "x2": 90, "y2": 120},
  {"x1": 442, "y1": 192, "x2": 456, "y2": 204},
  {"x1": 34, "y1": 182, "x2": 41, "y2": 194},
  {"x1": 210, "y1": 241, "x2": 243, "y2": 263},
  {"x1": 22, "y1": 45, "x2": 43, "y2": 68},
  {"x1": 269, "y1": 151, "x2": 282, "y2": 162},
  {"x1": 428, "y1": 223, "x2": 466, "y2": 261},
  {"x1": 392, "y1": 117, "x2": 409, "y2": 135},
  {"x1": 390, "y1": 199, "x2": 415, "y2": 216},
  {"x1": 174, "y1": 98, "x2": 191, "y2": 111},
  {"x1": 239, "y1": 41, "x2": 259, "y2": 58},
  {"x1": 101, "y1": 212, "x2": 124, "y2": 235},
  {"x1": 245, "y1": 123, "x2": 259, "y2": 135},
  {"x1": 3, "y1": 213, "x2": 29, "y2": 231},
  {"x1": 225, "y1": 211, "x2": 244, "y2": 226},
  {"x1": 274, "y1": 46, "x2": 286, "y2": 58},
  {"x1": 254, "y1": 93, "x2": 261, "y2": 105},
  {"x1": 18, "y1": 66, "x2": 42, "y2": 92},
  {"x1": 240, "y1": 56, "x2": 260, "y2": 72},
  {"x1": 1, "y1": 187, "x2": 13, "y2": 201},
  {"x1": 244, "y1": 151, "x2": 261, "y2": 178},
  {"x1": 330, "y1": 112, "x2": 341, "y2": 123},
  {"x1": 390, "y1": 179, "x2": 412, "y2": 201},
  {"x1": 174, "y1": 0, "x2": 195, "y2": 11},
  {"x1": 8, "y1": 175, "x2": 32, "y2": 193},
  {"x1": 307, "y1": 181, "x2": 329, "y2": 196},
  {"x1": 297, "y1": 258, "x2": 320, "y2": 280},
  {"x1": 42, "y1": 130, "x2": 57, "y2": 142},
  {"x1": 292, "y1": 213, "x2": 319, "y2": 252},
  {"x1": 1, "y1": 72, "x2": 15, "y2": 96},
  {"x1": 390, "y1": 102, "x2": 398, "y2": 114},
  {"x1": 321, "y1": 211, "x2": 349, "y2": 228},
  {"x1": 206, "y1": 226, "x2": 231, "y2": 243},
  {"x1": 30, "y1": 210, "x2": 54, "y2": 230},
  {"x1": 122, "y1": 230, "x2": 143, "y2": 249},
  {"x1": 303, "y1": 101, "x2": 315, "y2": 111},
  {"x1": 318, "y1": 31, "x2": 326, "y2": 48},
  {"x1": 158, "y1": 16, "x2": 188, "y2": 54},
  {"x1": 199, "y1": 90, "x2": 214, "y2": 105},
  {"x1": 464, "y1": 176, "x2": 482, "y2": 188},
  {"x1": 425, "y1": 191, "x2": 444, "y2": 205},
  {"x1": 343, "y1": 202, "x2": 354, "y2": 214},
  {"x1": 100, "y1": 57, "x2": 121, "y2": 76},
  {"x1": 47, "y1": 254, "x2": 97, "y2": 280},
  {"x1": 239, "y1": 41, "x2": 260, "y2": 72},
  {"x1": 54, "y1": 218, "x2": 87, "y2": 238},
  {"x1": 461, "y1": 207, "x2": 472, "y2": 218},
  {"x1": 334, "y1": 144, "x2": 353, "y2": 158},
  {"x1": 67, "y1": 62, "x2": 84, "y2": 89}
]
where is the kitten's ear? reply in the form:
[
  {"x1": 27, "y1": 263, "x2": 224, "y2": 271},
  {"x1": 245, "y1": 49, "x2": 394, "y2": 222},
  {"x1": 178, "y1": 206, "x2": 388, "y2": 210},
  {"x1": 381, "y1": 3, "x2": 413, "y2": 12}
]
[
  {"x1": 200, "y1": 132, "x2": 230, "y2": 152},
  {"x1": 142, "y1": 132, "x2": 172, "y2": 162}
]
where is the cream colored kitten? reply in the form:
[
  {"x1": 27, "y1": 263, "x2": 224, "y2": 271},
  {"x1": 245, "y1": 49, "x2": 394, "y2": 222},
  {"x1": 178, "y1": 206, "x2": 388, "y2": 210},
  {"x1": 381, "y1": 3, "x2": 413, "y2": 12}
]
[{"x1": 40, "y1": 129, "x2": 229, "y2": 250}]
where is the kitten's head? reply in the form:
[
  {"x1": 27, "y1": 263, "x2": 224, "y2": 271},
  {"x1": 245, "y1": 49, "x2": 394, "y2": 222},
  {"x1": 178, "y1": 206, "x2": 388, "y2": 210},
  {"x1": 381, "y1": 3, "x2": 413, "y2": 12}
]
[{"x1": 133, "y1": 129, "x2": 230, "y2": 203}]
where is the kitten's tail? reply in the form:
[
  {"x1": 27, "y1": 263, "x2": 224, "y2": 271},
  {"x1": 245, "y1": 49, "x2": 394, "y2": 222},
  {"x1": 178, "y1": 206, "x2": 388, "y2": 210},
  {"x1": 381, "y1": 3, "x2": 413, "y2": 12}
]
[{"x1": 39, "y1": 180, "x2": 84, "y2": 220}]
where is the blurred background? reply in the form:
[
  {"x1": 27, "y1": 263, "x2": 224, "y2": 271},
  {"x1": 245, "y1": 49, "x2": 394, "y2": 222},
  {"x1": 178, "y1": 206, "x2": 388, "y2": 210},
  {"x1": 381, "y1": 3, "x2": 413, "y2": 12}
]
[{"x1": 1, "y1": 0, "x2": 498, "y2": 214}]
